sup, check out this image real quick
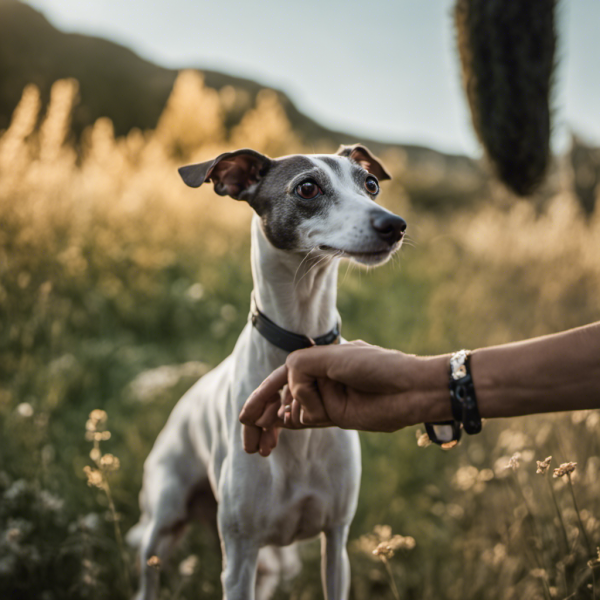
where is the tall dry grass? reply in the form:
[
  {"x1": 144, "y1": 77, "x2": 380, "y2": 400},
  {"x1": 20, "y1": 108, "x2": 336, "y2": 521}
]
[{"x1": 0, "y1": 71, "x2": 599, "y2": 600}]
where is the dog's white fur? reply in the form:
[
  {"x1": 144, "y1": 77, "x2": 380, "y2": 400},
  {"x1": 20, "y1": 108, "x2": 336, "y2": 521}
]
[{"x1": 129, "y1": 152, "x2": 403, "y2": 600}]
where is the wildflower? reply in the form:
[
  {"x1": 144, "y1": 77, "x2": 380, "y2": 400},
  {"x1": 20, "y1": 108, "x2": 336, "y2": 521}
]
[
  {"x1": 90, "y1": 447, "x2": 101, "y2": 462},
  {"x1": 87, "y1": 409, "x2": 108, "y2": 432},
  {"x1": 147, "y1": 556, "x2": 161, "y2": 570},
  {"x1": 553, "y1": 462, "x2": 577, "y2": 478},
  {"x1": 179, "y1": 555, "x2": 199, "y2": 576},
  {"x1": 356, "y1": 525, "x2": 416, "y2": 561},
  {"x1": 416, "y1": 430, "x2": 432, "y2": 448},
  {"x1": 85, "y1": 430, "x2": 111, "y2": 442},
  {"x1": 530, "y1": 568, "x2": 547, "y2": 578},
  {"x1": 373, "y1": 525, "x2": 392, "y2": 541},
  {"x1": 83, "y1": 466, "x2": 104, "y2": 489},
  {"x1": 99, "y1": 454, "x2": 120, "y2": 472},
  {"x1": 587, "y1": 548, "x2": 600, "y2": 569},
  {"x1": 6, "y1": 528, "x2": 21, "y2": 543},
  {"x1": 373, "y1": 535, "x2": 416, "y2": 559},
  {"x1": 16, "y1": 402, "x2": 34, "y2": 418},
  {"x1": 441, "y1": 440, "x2": 459, "y2": 450},
  {"x1": 504, "y1": 452, "x2": 521, "y2": 471},
  {"x1": 536, "y1": 456, "x2": 552, "y2": 475}
]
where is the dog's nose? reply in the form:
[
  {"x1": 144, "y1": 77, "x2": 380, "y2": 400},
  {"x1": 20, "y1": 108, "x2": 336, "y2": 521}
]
[{"x1": 370, "y1": 212, "x2": 407, "y2": 244}]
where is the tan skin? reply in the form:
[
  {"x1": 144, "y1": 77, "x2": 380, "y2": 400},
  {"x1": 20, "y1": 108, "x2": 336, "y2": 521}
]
[{"x1": 239, "y1": 322, "x2": 600, "y2": 457}]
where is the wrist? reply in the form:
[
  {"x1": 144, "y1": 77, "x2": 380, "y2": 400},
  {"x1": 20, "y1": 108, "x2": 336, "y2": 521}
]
[{"x1": 407, "y1": 354, "x2": 453, "y2": 426}]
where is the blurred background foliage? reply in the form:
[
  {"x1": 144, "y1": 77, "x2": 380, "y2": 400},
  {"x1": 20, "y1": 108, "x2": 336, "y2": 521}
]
[{"x1": 1, "y1": 2, "x2": 600, "y2": 600}]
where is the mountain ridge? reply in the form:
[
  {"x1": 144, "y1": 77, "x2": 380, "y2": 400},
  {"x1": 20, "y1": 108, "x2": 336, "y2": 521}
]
[{"x1": 0, "y1": 0, "x2": 488, "y2": 206}]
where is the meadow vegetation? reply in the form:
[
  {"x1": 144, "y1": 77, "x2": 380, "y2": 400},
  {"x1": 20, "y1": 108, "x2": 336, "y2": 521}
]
[{"x1": 1, "y1": 71, "x2": 599, "y2": 600}]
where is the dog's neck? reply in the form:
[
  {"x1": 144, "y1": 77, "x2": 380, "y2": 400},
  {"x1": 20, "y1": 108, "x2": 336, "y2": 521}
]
[{"x1": 250, "y1": 215, "x2": 340, "y2": 340}]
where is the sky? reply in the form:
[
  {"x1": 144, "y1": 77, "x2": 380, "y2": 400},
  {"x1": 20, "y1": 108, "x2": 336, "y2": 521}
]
[{"x1": 22, "y1": 0, "x2": 600, "y2": 157}]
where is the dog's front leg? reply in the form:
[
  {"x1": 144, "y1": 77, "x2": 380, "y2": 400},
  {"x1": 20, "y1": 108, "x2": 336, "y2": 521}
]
[
  {"x1": 321, "y1": 525, "x2": 351, "y2": 600},
  {"x1": 220, "y1": 532, "x2": 260, "y2": 600}
]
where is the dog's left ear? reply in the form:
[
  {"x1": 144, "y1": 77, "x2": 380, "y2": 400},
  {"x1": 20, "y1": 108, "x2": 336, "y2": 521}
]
[
  {"x1": 178, "y1": 149, "x2": 272, "y2": 200},
  {"x1": 337, "y1": 144, "x2": 392, "y2": 181}
]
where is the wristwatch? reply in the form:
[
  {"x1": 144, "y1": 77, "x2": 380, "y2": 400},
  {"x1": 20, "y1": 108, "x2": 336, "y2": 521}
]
[{"x1": 424, "y1": 349, "x2": 482, "y2": 446}]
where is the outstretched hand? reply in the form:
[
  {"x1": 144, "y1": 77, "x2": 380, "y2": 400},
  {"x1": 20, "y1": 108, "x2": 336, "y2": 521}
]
[{"x1": 239, "y1": 341, "x2": 450, "y2": 456}]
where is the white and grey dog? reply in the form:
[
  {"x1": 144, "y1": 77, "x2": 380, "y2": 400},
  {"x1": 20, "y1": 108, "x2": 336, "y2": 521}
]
[{"x1": 127, "y1": 144, "x2": 407, "y2": 600}]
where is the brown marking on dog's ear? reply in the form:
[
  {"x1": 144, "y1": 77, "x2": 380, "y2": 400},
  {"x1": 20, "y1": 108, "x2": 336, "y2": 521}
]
[
  {"x1": 178, "y1": 149, "x2": 272, "y2": 200},
  {"x1": 336, "y1": 144, "x2": 392, "y2": 181}
]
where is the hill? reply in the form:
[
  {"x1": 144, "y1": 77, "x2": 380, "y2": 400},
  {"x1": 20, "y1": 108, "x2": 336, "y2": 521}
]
[{"x1": 0, "y1": 0, "x2": 489, "y2": 206}]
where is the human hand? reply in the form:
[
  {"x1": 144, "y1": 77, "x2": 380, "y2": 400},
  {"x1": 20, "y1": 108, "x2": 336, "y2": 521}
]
[{"x1": 239, "y1": 341, "x2": 450, "y2": 455}]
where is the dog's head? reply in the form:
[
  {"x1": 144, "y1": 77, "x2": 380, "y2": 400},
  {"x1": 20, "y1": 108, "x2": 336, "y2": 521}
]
[{"x1": 179, "y1": 144, "x2": 406, "y2": 266}]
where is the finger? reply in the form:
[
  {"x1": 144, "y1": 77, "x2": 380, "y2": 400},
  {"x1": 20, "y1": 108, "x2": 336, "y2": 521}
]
[
  {"x1": 282, "y1": 385, "x2": 294, "y2": 405},
  {"x1": 299, "y1": 407, "x2": 333, "y2": 427},
  {"x1": 255, "y1": 400, "x2": 284, "y2": 429},
  {"x1": 239, "y1": 365, "x2": 288, "y2": 425},
  {"x1": 242, "y1": 424, "x2": 262, "y2": 454},
  {"x1": 291, "y1": 398, "x2": 303, "y2": 428},
  {"x1": 259, "y1": 427, "x2": 279, "y2": 457},
  {"x1": 287, "y1": 349, "x2": 332, "y2": 424}
]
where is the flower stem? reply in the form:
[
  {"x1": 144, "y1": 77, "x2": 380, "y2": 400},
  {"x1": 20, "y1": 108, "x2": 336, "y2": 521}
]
[
  {"x1": 102, "y1": 474, "x2": 132, "y2": 598},
  {"x1": 381, "y1": 557, "x2": 401, "y2": 600},
  {"x1": 546, "y1": 475, "x2": 570, "y2": 553},
  {"x1": 566, "y1": 473, "x2": 593, "y2": 557}
]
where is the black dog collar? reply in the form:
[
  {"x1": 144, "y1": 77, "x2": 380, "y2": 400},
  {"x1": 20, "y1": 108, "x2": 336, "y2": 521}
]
[{"x1": 250, "y1": 297, "x2": 341, "y2": 353}]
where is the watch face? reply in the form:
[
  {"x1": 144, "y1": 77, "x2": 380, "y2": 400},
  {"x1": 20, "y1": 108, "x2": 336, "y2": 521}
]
[{"x1": 450, "y1": 349, "x2": 470, "y2": 380}]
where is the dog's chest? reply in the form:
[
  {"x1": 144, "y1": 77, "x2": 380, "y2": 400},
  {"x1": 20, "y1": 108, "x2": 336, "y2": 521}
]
[{"x1": 256, "y1": 432, "x2": 361, "y2": 546}]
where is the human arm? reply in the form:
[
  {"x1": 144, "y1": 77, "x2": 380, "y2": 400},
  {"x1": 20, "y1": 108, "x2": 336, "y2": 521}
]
[{"x1": 239, "y1": 322, "x2": 600, "y2": 455}]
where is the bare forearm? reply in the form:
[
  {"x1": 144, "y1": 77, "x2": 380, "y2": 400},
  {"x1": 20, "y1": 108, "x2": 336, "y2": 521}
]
[{"x1": 468, "y1": 322, "x2": 600, "y2": 419}]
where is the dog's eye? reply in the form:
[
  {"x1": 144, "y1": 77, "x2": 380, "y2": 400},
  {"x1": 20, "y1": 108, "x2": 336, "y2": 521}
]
[
  {"x1": 295, "y1": 180, "x2": 322, "y2": 200},
  {"x1": 365, "y1": 176, "x2": 379, "y2": 195}
]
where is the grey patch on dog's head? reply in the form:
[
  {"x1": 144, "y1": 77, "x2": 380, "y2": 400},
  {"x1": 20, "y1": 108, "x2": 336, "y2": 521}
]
[
  {"x1": 336, "y1": 144, "x2": 392, "y2": 181},
  {"x1": 253, "y1": 155, "x2": 331, "y2": 251}
]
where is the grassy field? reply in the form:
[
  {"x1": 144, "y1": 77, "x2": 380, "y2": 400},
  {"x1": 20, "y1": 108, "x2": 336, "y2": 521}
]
[{"x1": 1, "y1": 73, "x2": 600, "y2": 600}]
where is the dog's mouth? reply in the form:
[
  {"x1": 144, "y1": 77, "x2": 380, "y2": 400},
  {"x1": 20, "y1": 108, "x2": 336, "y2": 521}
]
[{"x1": 318, "y1": 243, "x2": 400, "y2": 265}]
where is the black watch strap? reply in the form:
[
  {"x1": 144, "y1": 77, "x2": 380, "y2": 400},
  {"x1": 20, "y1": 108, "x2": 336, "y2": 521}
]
[{"x1": 449, "y1": 350, "x2": 482, "y2": 435}]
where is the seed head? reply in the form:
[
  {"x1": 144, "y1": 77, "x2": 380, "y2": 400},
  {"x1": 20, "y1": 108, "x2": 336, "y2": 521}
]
[
  {"x1": 587, "y1": 548, "x2": 600, "y2": 569},
  {"x1": 83, "y1": 466, "x2": 104, "y2": 488},
  {"x1": 373, "y1": 535, "x2": 416, "y2": 559},
  {"x1": 505, "y1": 452, "x2": 521, "y2": 471},
  {"x1": 86, "y1": 410, "x2": 108, "y2": 433},
  {"x1": 553, "y1": 462, "x2": 577, "y2": 478},
  {"x1": 536, "y1": 456, "x2": 552, "y2": 475},
  {"x1": 85, "y1": 431, "x2": 111, "y2": 442},
  {"x1": 99, "y1": 454, "x2": 120, "y2": 472},
  {"x1": 441, "y1": 440, "x2": 459, "y2": 450},
  {"x1": 179, "y1": 555, "x2": 199, "y2": 576},
  {"x1": 416, "y1": 430, "x2": 432, "y2": 448}
]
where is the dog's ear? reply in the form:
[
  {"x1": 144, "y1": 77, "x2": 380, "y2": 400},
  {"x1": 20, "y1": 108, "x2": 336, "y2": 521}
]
[
  {"x1": 178, "y1": 149, "x2": 272, "y2": 200},
  {"x1": 336, "y1": 144, "x2": 392, "y2": 181}
]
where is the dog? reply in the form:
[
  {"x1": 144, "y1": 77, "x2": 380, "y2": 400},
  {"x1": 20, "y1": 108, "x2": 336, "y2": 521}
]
[{"x1": 127, "y1": 144, "x2": 406, "y2": 600}]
